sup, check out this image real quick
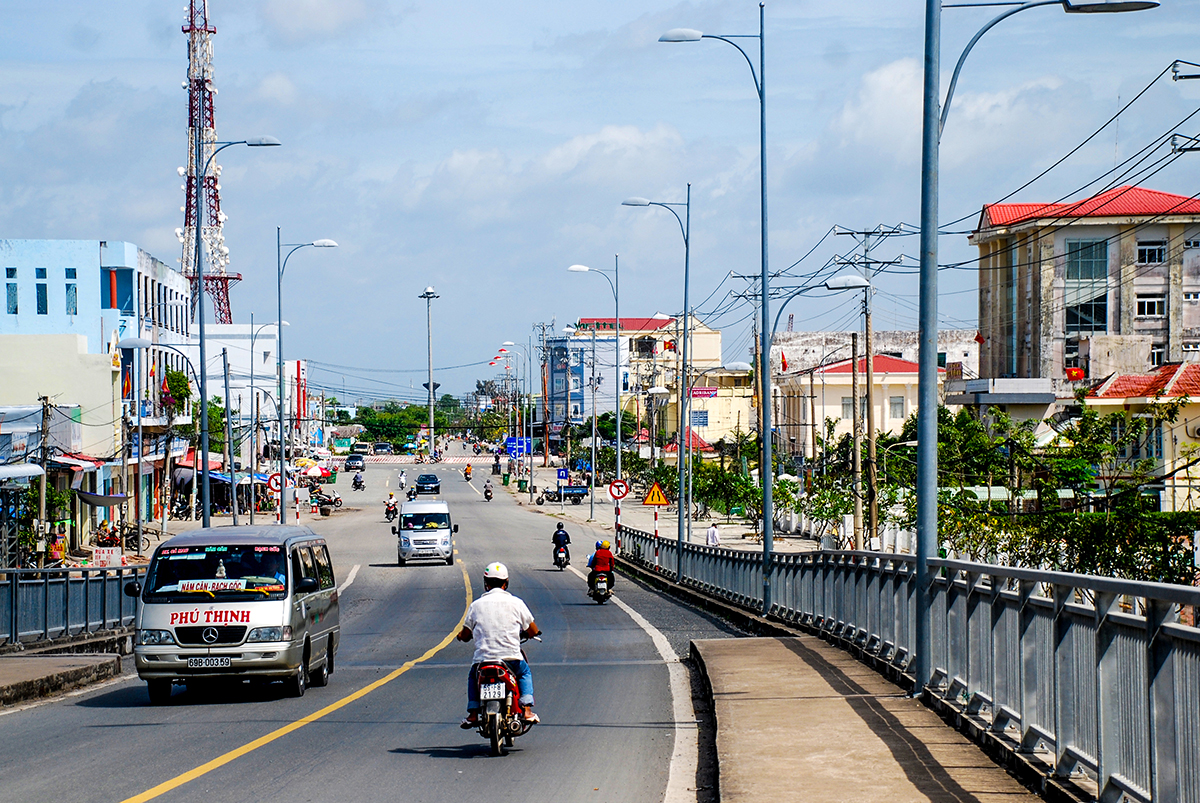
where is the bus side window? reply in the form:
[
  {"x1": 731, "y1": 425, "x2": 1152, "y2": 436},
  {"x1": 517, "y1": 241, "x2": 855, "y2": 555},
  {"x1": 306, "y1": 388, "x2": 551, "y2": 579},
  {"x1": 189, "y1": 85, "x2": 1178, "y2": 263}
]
[{"x1": 314, "y1": 545, "x2": 335, "y2": 590}]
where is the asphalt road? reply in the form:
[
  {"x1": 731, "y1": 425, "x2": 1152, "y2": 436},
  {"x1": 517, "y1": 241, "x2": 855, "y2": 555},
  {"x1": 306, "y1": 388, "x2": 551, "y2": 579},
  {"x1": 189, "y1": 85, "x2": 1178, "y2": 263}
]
[{"x1": 0, "y1": 452, "x2": 744, "y2": 802}]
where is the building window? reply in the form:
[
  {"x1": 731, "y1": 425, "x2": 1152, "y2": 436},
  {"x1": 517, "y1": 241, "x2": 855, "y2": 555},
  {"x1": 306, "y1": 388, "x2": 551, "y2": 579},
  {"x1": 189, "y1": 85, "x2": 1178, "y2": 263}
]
[
  {"x1": 35, "y1": 283, "x2": 47, "y2": 315},
  {"x1": 889, "y1": 396, "x2": 904, "y2": 420},
  {"x1": 65, "y1": 283, "x2": 77, "y2": 315},
  {"x1": 553, "y1": 376, "x2": 564, "y2": 392},
  {"x1": 1137, "y1": 295, "x2": 1166, "y2": 317},
  {"x1": 841, "y1": 397, "x2": 853, "y2": 420},
  {"x1": 1185, "y1": 292, "x2": 1200, "y2": 302},
  {"x1": 1183, "y1": 343, "x2": 1200, "y2": 352},
  {"x1": 65, "y1": 268, "x2": 76, "y2": 279},
  {"x1": 5, "y1": 268, "x2": 14, "y2": 278},
  {"x1": 1151, "y1": 343, "x2": 1166, "y2": 366},
  {"x1": 5, "y1": 283, "x2": 15, "y2": 314},
  {"x1": 1065, "y1": 239, "x2": 1109, "y2": 334},
  {"x1": 34, "y1": 267, "x2": 46, "y2": 279},
  {"x1": 569, "y1": 376, "x2": 581, "y2": 392},
  {"x1": 1137, "y1": 241, "x2": 1167, "y2": 265},
  {"x1": 1185, "y1": 239, "x2": 1200, "y2": 250}
]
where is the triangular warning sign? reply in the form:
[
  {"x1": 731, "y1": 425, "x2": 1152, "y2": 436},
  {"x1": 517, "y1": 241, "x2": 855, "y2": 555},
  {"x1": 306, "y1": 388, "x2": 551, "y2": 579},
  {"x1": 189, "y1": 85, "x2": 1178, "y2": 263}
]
[{"x1": 642, "y1": 481, "x2": 670, "y2": 506}]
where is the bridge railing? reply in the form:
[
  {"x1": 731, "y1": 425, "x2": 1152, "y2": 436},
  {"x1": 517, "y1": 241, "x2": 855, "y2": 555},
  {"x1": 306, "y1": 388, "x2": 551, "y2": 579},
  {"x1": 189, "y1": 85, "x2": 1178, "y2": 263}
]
[
  {"x1": 616, "y1": 527, "x2": 1200, "y2": 803},
  {"x1": 1, "y1": 567, "x2": 145, "y2": 646}
]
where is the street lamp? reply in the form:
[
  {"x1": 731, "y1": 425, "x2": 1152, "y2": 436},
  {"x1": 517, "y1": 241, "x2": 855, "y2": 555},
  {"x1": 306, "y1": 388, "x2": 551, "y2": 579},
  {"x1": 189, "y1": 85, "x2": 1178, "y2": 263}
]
[
  {"x1": 276, "y1": 233, "x2": 337, "y2": 526},
  {"x1": 501, "y1": 340, "x2": 534, "y2": 502},
  {"x1": 622, "y1": 187, "x2": 692, "y2": 567},
  {"x1": 155, "y1": 343, "x2": 199, "y2": 530},
  {"x1": 661, "y1": 4, "x2": 774, "y2": 612},
  {"x1": 420, "y1": 287, "x2": 439, "y2": 462},
  {"x1": 250, "y1": 315, "x2": 287, "y2": 524},
  {"x1": 192, "y1": 135, "x2": 279, "y2": 529},
  {"x1": 913, "y1": 0, "x2": 1155, "y2": 694},
  {"x1": 568, "y1": 260, "x2": 623, "y2": 527}
]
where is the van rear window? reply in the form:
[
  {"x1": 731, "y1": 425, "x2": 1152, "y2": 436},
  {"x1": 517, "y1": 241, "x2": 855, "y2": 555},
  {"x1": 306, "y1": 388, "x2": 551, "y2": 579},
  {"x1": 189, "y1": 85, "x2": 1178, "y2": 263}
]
[
  {"x1": 401, "y1": 512, "x2": 450, "y2": 529},
  {"x1": 144, "y1": 545, "x2": 288, "y2": 602}
]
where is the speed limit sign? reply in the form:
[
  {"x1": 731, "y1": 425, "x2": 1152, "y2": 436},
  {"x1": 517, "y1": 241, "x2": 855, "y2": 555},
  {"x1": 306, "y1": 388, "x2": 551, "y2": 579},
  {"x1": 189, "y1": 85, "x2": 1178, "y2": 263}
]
[
  {"x1": 607, "y1": 480, "x2": 629, "y2": 501},
  {"x1": 268, "y1": 473, "x2": 283, "y2": 492}
]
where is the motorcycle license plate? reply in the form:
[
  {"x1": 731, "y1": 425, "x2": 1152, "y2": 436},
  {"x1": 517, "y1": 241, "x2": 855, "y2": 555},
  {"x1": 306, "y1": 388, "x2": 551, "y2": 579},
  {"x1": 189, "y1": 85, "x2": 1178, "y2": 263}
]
[
  {"x1": 187, "y1": 657, "x2": 231, "y2": 669},
  {"x1": 480, "y1": 682, "x2": 506, "y2": 701}
]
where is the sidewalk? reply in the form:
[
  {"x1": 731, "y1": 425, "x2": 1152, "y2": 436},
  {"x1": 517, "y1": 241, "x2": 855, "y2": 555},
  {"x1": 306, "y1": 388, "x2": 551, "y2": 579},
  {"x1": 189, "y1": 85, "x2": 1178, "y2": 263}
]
[
  {"x1": 0, "y1": 653, "x2": 121, "y2": 706},
  {"x1": 691, "y1": 637, "x2": 1039, "y2": 803}
]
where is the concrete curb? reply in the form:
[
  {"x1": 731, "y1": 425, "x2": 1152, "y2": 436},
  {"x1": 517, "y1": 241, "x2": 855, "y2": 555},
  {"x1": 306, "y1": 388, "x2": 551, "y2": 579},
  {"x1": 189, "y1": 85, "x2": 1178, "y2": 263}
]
[
  {"x1": 0, "y1": 655, "x2": 122, "y2": 707},
  {"x1": 0, "y1": 628, "x2": 135, "y2": 658}
]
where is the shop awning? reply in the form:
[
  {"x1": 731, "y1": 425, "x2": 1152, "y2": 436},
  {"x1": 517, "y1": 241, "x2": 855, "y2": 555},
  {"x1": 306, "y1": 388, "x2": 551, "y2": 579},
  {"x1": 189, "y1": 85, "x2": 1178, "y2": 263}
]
[
  {"x1": 238, "y1": 473, "x2": 271, "y2": 486},
  {"x1": 176, "y1": 450, "x2": 222, "y2": 470},
  {"x1": 77, "y1": 490, "x2": 129, "y2": 508},
  {"x1": 209, "y1": 472, "x2": 233, "y2": 484},
  {"x1": 0, "y1": 464, "x2": 45, "y2": 481},
  {"x1": 51, "y1": 454, "x2": 105, "y2": 472}
]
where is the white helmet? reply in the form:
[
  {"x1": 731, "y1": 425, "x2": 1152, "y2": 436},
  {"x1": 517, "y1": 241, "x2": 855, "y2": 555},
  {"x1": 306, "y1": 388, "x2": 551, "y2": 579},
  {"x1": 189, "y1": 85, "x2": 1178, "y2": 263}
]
[{"x1": 483, "y1": 562, "x2": 509, "y2": 581}]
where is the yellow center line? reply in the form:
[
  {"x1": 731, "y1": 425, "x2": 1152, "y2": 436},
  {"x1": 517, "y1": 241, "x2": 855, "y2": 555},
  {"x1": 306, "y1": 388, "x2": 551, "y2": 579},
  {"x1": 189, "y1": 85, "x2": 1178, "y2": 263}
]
[{"x1": 121, "y1": 562, "x2": 474, "y2": 803}]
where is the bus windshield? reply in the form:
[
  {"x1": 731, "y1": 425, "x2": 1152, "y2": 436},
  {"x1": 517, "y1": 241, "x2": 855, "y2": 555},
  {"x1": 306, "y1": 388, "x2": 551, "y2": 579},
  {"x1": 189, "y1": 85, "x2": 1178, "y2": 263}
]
[{"x1": 144, "y1": 544, "x2": 288, "y2": 602}]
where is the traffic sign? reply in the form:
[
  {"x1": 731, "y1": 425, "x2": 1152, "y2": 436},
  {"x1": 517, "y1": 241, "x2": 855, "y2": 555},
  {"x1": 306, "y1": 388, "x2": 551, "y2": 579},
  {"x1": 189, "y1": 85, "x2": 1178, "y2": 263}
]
[
  {"x1": 268, "y1": 473, "x2": 282, "y2": 492},
  {"x1": 607, "y1": 480, "x2": 629, "y2": 501},
  {"x1": 642, "y1": 481, "x2": 670, "y2": 506},
  {"x1": 556, "y1": 468, "x2": 569, "y2": 481}
]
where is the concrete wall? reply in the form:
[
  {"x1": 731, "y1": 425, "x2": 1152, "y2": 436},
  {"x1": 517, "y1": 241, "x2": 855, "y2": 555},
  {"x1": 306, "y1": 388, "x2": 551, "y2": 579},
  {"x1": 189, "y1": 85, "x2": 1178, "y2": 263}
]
[{"x1": 772, "y1": 330, "x2": 979, "y2": 377}]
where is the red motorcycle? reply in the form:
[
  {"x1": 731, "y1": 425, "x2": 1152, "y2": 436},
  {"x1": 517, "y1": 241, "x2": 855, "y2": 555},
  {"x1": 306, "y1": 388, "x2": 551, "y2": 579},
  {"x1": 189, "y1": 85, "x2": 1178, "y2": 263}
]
[{"x1": 472, "y1": 642, "x2": 539, "y2": 755}]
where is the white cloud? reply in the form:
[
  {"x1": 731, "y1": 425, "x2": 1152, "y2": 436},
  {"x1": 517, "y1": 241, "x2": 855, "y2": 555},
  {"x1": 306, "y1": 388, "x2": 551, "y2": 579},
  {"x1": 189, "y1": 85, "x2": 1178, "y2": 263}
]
[
  {"x1": 256, "y1": 0, "x2": 387, "y2": 45},
  {"x1": 832, "y1": 58, "x2": 922, "y2": 160},
  {"x1": 256, "y1": 72, "x2": 298, "y2": 106}
]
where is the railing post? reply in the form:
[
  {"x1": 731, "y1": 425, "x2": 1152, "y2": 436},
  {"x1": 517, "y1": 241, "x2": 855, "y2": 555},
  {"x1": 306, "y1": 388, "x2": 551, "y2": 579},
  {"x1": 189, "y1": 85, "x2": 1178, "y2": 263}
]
[{"x1": 1146, "y1": 598, "x2": 1175, "y2": 801}]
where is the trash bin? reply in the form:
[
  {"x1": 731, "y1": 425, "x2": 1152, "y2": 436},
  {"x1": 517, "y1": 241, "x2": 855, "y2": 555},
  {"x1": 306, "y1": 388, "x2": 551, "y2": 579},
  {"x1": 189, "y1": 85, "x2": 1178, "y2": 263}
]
[
  {"x1": 502, "y1": 473, "x2": 510, "y2": 486},
  {"x1": 517, "y1": 479, "x2": 528, "y2": 492}
]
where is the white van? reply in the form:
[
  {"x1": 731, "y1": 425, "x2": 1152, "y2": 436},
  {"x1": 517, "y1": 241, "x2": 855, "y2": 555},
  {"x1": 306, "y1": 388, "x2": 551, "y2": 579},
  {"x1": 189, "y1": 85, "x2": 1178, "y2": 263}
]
[
  {"x1": 125, "y1": 526, "x2": 340, "y2": 704},
  {"x1": 394, "y1": 499, "x2": 457, "y2": 566}
]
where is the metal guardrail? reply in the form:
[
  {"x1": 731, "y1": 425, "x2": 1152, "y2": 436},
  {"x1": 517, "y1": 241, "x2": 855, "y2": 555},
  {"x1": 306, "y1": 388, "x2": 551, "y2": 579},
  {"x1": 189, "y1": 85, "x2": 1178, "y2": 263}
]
[
  {"x1": 2, "y1": 567, "x2": 145, "y2": 646},
  {"x1": 617, "y1": 527, "x2": 1200, "y2": 803}
]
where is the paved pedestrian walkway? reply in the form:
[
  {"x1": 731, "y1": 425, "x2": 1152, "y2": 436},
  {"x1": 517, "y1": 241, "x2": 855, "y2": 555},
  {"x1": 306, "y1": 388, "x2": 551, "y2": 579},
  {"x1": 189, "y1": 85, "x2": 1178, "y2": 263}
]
[
  {"x1": 693, "y1": 637, "x2": 1038, "y2": 803},
  {"x1": 0, "y1": 654, "x2": 121, "y2": 706}
]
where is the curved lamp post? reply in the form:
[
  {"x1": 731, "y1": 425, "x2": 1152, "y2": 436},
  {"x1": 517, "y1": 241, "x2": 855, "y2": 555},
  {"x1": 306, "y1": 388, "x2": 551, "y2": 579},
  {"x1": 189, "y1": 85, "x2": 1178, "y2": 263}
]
[
  {"x1": 276, "y1": 234, "x2": 337, "y2": 526},
  {"x1": 913, "y1": 0, "x2": 1156, "y2": 694},
  {"x1": 622, "y1": 187, "x2": 693, "y2": 566},
  {"x1": 661, "y1": 4, "x2": 773, "y2": 611},
  {"x1": 192, "y1": 136, "x2": 279, "y2": 529},
  {"x1": 568, "y1": 260, "x2": 623, "y2": 526},
  {"x1": 249, "y1": 315, "x2": 287, "y2": 524}
]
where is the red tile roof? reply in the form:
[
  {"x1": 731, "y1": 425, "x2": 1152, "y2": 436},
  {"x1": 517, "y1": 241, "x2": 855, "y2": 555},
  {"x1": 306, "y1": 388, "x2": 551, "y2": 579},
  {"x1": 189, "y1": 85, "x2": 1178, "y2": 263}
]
[
  {"x1": 816, "y1": 355, "x2": 936, "y2": 374},
  {"x1": 576, "y1": 317, "x2": 675, "y2": 332},
  {"x1": 981, "y1": 185, "x2": 1200, "y2": 229},
  {"x1": 1089, "y1": 363, "x2": 1200, "y2": 399}
]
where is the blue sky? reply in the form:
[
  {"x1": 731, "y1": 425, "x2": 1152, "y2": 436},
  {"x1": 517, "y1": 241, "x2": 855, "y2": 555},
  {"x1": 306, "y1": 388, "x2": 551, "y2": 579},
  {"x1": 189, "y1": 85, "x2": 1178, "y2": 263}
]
[{"x1": 2, "y1": 0, "x2": 1199, "y2": 400}]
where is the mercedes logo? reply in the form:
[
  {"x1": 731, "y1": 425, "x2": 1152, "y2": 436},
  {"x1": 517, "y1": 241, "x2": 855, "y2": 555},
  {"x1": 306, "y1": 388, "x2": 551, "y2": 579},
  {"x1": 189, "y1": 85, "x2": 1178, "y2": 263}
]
[{"x1": 201, "y1": 627, "x2": 219, "y2": 644}]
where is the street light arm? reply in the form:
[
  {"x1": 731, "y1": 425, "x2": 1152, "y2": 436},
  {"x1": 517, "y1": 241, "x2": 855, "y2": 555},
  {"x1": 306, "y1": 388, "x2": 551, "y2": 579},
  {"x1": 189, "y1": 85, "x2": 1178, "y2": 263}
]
[
  {"x1": 939, "y1": 0, "x2": 1058, "y2": 138},
  {"x1": 701, "y1": 35, "x2": 762, "y2": 95},
  {"x1": 649, "y1": 202, "x2": 688, "y2": 246},
  {"x1": 771, "y1": 285, "x2": 828, "y2": 335},
  {"x1": 278, "y1": 244, "x2": 312, "y2": 281}
]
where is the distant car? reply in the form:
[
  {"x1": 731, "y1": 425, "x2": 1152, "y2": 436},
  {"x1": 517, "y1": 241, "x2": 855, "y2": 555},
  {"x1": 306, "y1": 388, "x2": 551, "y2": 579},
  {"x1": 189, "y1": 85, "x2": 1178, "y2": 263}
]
[
  {"x1": 373, "y1": 442, "x2": 393, "y2": 455},
  {"x1": 415, "y1": 473, "x2": 441, "y2": 495},
  {"x1": 344, "y1": 454, "x2": 366, "y2": 472},
  {"x1": 351, "y1": 443, "x2": 372, "y2": 455}
]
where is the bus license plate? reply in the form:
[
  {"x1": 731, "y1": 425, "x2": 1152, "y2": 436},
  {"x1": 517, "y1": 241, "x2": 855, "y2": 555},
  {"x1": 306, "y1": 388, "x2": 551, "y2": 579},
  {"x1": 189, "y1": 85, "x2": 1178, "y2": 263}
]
[
  {"x1": 187, "y1": 657, "x2": 232, "y2": 669},
  {"x1": 480, "y1": 682, "x2": 506, "y2": 700}
]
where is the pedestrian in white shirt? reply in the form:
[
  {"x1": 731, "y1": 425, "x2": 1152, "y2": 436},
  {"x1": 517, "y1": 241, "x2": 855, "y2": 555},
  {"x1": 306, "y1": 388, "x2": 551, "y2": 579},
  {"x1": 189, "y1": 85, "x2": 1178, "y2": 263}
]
[{"x1": 706, "y1": 522, "x2": 721, "y2": 547}]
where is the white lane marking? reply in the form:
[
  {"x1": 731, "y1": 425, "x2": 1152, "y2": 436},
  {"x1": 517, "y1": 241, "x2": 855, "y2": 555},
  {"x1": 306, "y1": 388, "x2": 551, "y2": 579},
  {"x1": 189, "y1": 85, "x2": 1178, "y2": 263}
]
[
  {"x1": 568, "y1": 565, "x2": 697, "y2": 803},
  {"x1": 338, "y1": 564, "x2": 361, "y2": 594},
  {"x1": 467, "y1": 480, "x2": 481, "y2": 496}
]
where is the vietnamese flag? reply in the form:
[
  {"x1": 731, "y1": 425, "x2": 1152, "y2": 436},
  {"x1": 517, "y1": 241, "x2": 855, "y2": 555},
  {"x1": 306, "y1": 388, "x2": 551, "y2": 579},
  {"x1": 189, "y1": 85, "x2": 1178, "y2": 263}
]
[{"x1": 781, "y1": 351, "x2": 788, "y2": 372}]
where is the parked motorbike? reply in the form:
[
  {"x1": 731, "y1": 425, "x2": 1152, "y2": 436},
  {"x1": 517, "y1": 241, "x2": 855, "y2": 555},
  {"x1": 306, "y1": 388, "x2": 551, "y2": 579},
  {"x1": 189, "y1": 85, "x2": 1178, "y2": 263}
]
[
  {"x1": 484, "y1": 487, "x2": 493, "y2": 502},
  {"x1": 553, "y1": 545, "x2": 569, "y2": 571},
  {"x1": 587, "y1": 572, "x2": 612, "y2": 604},
  {"x1": 310, "y1": 487, "x2": 342, "y2": 508},
  {"x1": 352, "y1": 476, "x2": 366, "y2": 492},
  {"x1": 385, "y1": 500, "x2": 398, "y2": 522},
  {"x1": 471, "y1": 639, "x2": 539, "y2": 756}
]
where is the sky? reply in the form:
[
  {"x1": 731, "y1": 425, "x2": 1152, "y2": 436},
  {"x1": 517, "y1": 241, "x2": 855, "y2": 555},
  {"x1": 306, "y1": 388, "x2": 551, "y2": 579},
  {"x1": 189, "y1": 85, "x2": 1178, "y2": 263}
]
[{"x1": 3, "y1": 0, "x2": 1200, "y2": 402}]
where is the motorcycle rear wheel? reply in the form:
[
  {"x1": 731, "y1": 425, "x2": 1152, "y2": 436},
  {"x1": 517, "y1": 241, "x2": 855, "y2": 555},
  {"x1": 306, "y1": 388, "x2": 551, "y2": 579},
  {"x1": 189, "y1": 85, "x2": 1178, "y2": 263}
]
[{"x1": 489, "y1": 712, "x2": 505, "y2": 756}]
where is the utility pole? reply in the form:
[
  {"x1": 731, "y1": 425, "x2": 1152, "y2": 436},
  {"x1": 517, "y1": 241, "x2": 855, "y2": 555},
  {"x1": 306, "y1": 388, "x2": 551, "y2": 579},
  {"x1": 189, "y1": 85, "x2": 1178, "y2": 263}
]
[
  {"x1": 38, "y1": 395, "x2": 51, "y2": 544},
  {"x1": 851, "y1": 332, "x2": 862, "y2": 550},
  {"x1": 532, "y1": 321, "x2": 554, "y2": 467},
  {"x1": 836, "y1": 224, "x2": 903, "y2": 549},
  {"x1": 222, "y1": 348, "x2": 238, "y2": 525},
  {"x1": 420, "y1": 287, "x2": 439, "y2": 459},
  {"x1": 589, "y1": 329, "x2": 598, "y2": 521}
]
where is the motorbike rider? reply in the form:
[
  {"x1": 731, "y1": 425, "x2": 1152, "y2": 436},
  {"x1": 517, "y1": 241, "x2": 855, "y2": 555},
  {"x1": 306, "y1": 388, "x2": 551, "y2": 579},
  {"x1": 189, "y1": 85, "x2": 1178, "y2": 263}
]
[
  {"x1": 398, "y1": 469, "x2": 407, "y2": 489},
  {"x1": 457, "y1": 562, "x2": 541, "y2": 728},
  {"x1": 384, "y1": 491, "x2": 398, "y2": 510},
  {"x1": 483, "y1": 478, "x2": 494, "y2": 499},
  {"x1": 353, "y1": 470, "x2": 364, "y2": 489},
  {"x1": 551, "y1": 522, "x2": 571, "y2": 565},
  {"x1": 465, "y1": 464, "x2": 473, "y2": 481},
  {"x1": 587, "y1": 540, "x2": 616, "y2": 593}
]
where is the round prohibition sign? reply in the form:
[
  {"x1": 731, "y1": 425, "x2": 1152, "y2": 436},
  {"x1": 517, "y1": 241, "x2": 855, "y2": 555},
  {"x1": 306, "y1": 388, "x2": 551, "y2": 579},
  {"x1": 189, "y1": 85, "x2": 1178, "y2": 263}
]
[
  {"x1": 607, "y1": 480, "x2": 630, "y2": 501},
  {"x1": 267, "y1": 473, "x2": 283, "y2": 493}
]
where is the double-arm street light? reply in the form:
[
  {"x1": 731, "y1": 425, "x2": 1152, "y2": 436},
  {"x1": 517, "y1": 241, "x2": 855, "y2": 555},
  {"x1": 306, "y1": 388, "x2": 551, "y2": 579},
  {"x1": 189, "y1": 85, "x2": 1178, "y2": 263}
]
[
  {"x1": 661, "y1": 4, "x2": 773, "y2": 610},
  {"x1": 276, "y1": 232, "x2": 337, "y2": 525},
  {"x1": 913, "y1": 0, "x2": 1156, "y2": 694},
  {"x1": 568, "y1": 259, "x2": 623, "y2": 525},
  {"x1": 622, "y1": 187, "x2": 692, "y2": 564},
  {"x1": 420, "y1": 287, "x2": 439, "y2": 461},
  {"x1": 192, "y1": 136, "x2": 279, "y2": 528}
]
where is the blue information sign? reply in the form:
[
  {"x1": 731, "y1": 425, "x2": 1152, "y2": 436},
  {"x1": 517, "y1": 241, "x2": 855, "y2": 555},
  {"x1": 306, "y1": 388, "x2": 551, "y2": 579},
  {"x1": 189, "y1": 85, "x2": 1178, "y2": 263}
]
[
  {"x1": 556, "y1": 468, "x2": 569, "y2": 481},
  {"x1": 505, "y1": 437, "x2": 532, "y2": 455}
]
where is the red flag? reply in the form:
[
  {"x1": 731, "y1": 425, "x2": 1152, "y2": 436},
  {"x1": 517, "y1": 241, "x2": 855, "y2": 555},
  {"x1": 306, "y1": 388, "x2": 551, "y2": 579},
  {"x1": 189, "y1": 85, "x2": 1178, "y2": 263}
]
[
  {"x1": 781, "y1": 351, "x2": 788, "y2": 372},
  {"x1": 122, "y1": 368, "x2": 132, "y2": 399}
]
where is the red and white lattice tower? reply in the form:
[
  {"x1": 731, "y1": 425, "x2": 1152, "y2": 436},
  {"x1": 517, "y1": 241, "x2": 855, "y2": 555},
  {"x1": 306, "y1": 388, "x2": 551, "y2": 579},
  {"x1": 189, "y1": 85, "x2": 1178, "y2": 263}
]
[{"x1": 180, "y1": 0, "x2": 239, "y2": 324}]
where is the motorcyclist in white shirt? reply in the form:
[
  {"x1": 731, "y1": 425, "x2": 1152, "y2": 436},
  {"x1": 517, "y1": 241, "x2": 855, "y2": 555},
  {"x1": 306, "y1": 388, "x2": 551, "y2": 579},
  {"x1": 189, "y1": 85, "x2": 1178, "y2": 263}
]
[{"x1": 456, "y1": 562, "x2": 540, "y2": 727}]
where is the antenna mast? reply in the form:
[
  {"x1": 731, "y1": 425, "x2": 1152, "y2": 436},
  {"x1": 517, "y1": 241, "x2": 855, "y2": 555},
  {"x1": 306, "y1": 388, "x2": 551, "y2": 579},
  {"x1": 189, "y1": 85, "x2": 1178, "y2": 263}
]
[{"x1": 181, "y1": 0, "x2": 239, "y2": 324}]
